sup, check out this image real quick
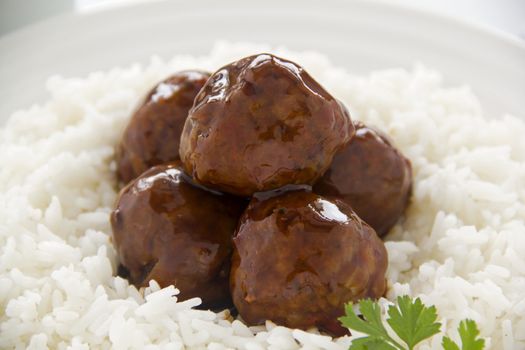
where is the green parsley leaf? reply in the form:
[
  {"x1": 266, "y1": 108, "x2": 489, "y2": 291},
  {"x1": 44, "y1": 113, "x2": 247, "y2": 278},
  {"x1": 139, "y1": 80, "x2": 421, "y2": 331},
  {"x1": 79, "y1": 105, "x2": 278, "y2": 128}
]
[
  {"x1": 387, "y1": 296, "x2": 441, "y2": 350},
  {"x1": 339, "y1": 300, "x2": 386, "y2": 338},
  {"x1": 339, "y1": 297, "x2": 485, "y2": 350},
  {"x1": 442, "y1": 320, "x2": 485, "y2": 350},
  {"x1": 350, "y1": 337, "x2": 398, "y2": 350},
  {"x1": 442, "y1": 336, "x2": 461, "y2": 350},
  {"x1": 458, "y1": 320, "x2": 485, "y2": 350},
  {"x1": 339, "y1": 299, "x2": 403, "y2": 350}
]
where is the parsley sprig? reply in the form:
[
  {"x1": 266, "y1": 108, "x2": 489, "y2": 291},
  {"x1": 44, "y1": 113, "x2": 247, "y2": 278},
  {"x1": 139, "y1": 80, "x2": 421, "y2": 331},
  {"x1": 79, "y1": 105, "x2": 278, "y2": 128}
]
[
  {"x1": 339, "y1": 296, "x2": 485, "y2": 350},
  {"x1": 442, "y1": 319, "x2": 485, "y2": 350}
]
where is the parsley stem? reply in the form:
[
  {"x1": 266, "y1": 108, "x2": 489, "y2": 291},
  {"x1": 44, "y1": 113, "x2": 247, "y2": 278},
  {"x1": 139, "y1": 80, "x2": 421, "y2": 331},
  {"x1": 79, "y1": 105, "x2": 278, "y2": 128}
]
[{"x1": 385, "y1": 336, "x2": 405, "y2": 350}]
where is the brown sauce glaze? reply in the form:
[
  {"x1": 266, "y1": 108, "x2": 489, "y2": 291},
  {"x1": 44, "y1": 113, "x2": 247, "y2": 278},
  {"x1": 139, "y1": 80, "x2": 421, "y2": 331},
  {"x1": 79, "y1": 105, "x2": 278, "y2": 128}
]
[
  {"x1": 230, "y1": 191, "x2": 387, "y2": 336},
  {"x1": 314, "y1": 122, "x2": 412, "y2": 237},
  {"x1": 252, "y1": 183, "x2": 312, "y2": 201},
  {"x1": 111, "y1": 161, "x2": 246, "y2": 309},
  {"x1": 179, "y1": 54, "x2": 354, "y2": 196},
  {"x1": 117, "y1": 70, "x2": 211, "y2": 184}
]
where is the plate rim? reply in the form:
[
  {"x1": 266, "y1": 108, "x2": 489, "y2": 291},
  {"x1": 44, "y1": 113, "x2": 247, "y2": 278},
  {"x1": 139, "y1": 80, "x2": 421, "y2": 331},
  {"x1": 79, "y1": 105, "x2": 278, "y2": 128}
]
[{"x1": 1, "y1": 0, "x2": 524, "y2": 53}]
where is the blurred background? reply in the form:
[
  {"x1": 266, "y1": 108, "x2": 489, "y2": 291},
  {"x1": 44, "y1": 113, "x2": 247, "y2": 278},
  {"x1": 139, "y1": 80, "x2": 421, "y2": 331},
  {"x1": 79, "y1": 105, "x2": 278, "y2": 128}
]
[{"x1": 1, "y1": 0, "x2": 525, "y2": 40}]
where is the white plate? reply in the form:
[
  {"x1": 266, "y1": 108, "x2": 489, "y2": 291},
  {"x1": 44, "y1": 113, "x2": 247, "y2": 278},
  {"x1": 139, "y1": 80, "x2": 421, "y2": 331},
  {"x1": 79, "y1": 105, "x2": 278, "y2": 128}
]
[{"x1": 0, "y1": 0, "x2": 524, "y2": 123}]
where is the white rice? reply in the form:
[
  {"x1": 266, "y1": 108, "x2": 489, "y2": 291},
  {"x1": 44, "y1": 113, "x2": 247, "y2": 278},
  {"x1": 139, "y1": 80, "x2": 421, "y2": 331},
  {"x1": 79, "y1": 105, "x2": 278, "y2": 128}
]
[{"x1": 1, "y1": 42, "x2": 524, "y2": 350}]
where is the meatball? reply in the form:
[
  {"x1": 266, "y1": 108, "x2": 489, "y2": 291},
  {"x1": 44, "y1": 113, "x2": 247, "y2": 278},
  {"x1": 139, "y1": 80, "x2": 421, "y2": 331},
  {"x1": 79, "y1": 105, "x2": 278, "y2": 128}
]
[
  {"x1": 117, "y1": 70, "x2": 210, "y2": 184},
  {"x1": 230, "y1": 191, "x2": 387, "y2": 336},
  {"x1": 111, "y1": 161, "x2": 245, "y2": 308},
  {"x1": 179, "y1": 54, "x2": 354, "y2": 196},
  {"x1": 313, "y1": 122, "x2": 412, "y2": 237}
]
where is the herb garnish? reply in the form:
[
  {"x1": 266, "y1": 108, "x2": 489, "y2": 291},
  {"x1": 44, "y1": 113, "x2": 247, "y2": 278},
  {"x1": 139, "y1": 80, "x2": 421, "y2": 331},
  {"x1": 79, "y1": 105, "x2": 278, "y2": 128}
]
[{"x1": 339, "y1": 296, "x2": 485, "y2": 350}]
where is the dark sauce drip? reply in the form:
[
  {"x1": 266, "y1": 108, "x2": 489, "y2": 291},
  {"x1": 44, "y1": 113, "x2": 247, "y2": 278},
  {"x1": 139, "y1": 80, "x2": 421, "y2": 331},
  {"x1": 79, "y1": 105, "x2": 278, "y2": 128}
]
[{"x1": 252, "y1": 184, "x2": 312, "y2": 201}]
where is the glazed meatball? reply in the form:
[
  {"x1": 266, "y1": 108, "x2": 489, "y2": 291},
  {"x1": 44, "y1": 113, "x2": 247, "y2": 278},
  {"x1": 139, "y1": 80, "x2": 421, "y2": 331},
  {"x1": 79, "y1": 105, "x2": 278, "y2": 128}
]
[
  {"x1": 179, "y1": 54, "x2": 354, "y2": 196},
  {"x1": 314, "y1": 122, "x2": 412, "y2": 237},
  {"x1": 230, "y1": 191, "x2": 387, "y2": 336},
  {"x1": 111, "y1": 161, "x2": 245, "y2": 308},
  {"x1": 117, "y1": 70, "x2": 210, "y2": 184}
]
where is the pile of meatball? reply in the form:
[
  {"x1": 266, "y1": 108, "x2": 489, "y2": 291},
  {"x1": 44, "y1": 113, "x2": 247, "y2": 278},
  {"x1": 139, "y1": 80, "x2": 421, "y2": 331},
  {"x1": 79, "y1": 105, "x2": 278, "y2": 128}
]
[{"x1": 111, "y1": 54, "x2": 412, "y2": 336}]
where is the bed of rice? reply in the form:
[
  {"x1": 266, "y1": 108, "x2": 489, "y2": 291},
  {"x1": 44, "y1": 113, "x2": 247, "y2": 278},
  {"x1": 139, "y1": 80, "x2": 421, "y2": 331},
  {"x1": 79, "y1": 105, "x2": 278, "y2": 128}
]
[{"x1": 1, "y1": 42, "x2": 524, "y2": 350}]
